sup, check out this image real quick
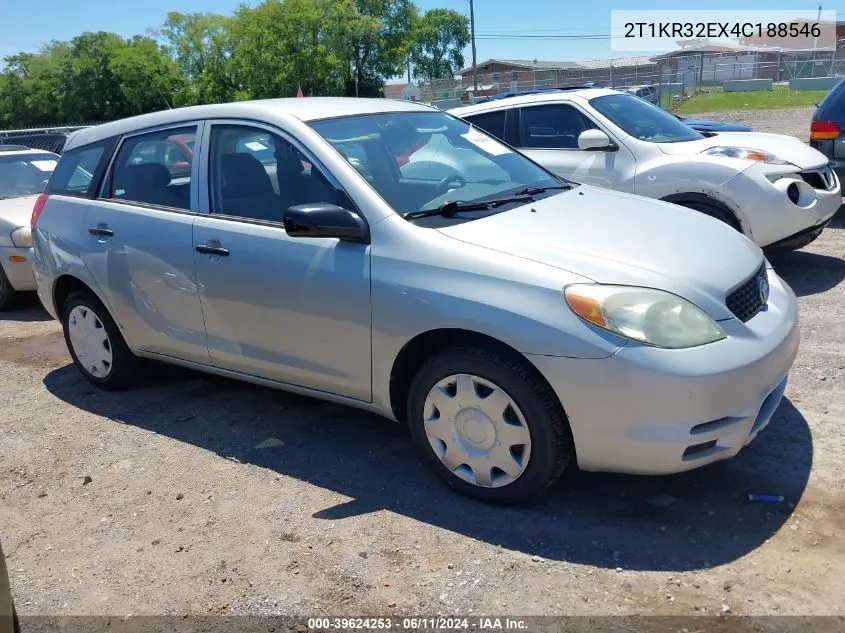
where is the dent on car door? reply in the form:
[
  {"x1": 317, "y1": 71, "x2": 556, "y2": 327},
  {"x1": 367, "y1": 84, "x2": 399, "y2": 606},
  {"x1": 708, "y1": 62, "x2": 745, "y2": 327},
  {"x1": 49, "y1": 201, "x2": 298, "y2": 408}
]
[
  {"x1": 192, "y1": 122, "x2": 372, "y2": 401},
  {"x1": 517, "y1": 103, "x2": 635, "y2": 191},
  {"x1": 81, "y1": 124, "x2": 211, "y2": 365}
]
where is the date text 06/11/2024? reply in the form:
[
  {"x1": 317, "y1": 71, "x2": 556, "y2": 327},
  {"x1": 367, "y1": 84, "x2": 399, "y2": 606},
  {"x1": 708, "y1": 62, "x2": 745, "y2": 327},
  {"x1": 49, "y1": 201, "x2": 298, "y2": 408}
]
[{"x1": 306, "y1": 617, "x2": 529, "y2": 630}]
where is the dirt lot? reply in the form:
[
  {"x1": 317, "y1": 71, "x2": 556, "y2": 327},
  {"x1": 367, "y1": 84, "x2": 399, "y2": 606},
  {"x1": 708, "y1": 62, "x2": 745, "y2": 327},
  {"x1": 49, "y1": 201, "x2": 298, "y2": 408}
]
[{"x1": 2, "y1": 211, "x2": 844, "y2": 619}]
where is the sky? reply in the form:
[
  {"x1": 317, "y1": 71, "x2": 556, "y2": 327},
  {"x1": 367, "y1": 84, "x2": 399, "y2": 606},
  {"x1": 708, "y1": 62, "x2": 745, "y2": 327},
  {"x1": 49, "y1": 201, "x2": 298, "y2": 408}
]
[{"x1": 1, "y1": 0, "x2": 842, "y2": 70}]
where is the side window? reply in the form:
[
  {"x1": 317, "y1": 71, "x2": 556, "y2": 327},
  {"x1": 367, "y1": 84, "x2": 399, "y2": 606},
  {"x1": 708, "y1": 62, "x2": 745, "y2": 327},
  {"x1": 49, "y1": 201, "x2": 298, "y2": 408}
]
[
  {"x1": 519, "y1": 104, "x2": 597, "y2": 149},
  {"x1": 109, "y1": 126, "x2": 196, "y2": 210},
  {"x1": 46, "y1": 142, "x2": 112, "y2": 198},
  {"x1": 465, "y1": 110, "x2": 506, "y2": 141},
  {"x1": 208, "y1": 124, "x2": 341, "y2": 223}
]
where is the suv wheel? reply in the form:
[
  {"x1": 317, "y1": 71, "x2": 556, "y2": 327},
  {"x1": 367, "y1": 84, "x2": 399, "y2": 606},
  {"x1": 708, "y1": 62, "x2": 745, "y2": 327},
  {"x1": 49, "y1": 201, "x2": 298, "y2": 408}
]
[
  {"x1": 0, "y1": 267, "x2": 20, "y2": 312},
  {"x1": 61, "y1": 289, "x2": 141, "y2": 390},
  {"x1": 407, "y1": 346, "x2": 573, "y2": 504}
]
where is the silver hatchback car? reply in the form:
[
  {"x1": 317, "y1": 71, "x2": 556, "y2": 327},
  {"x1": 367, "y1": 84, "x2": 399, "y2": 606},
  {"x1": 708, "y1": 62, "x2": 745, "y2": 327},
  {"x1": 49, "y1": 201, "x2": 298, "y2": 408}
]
[{"x1": 31, "y1": 98, "x2": 799, "y2": 504}]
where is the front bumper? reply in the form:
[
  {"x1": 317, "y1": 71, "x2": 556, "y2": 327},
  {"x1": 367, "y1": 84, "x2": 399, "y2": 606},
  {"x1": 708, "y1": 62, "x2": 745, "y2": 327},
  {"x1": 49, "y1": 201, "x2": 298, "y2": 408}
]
[
  {"x1": 764, "y1": 213, "x2": 836, "y2": 251},
  {"x1": 527, "y1": 267, "x2": 800, "y2": 475},
  {"x1": 0, "y1": 246, "x2": 36, "y2": 291},
  {"x1": 720, "y1": 163, "x2": 840, "y2": 248}
]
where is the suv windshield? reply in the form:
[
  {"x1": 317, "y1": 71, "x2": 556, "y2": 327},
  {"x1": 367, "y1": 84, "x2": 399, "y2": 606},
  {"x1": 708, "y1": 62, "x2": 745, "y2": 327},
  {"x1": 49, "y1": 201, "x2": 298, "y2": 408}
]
[
  {"x1": 590, "y1": 93, "x2": 703, "y2": 143},
  {"x1": 309, "y1": 111, "x2": 568, "y2": 219},
  {"x1": 0, "y1": 152, "x2": 58, "y2": 199}
]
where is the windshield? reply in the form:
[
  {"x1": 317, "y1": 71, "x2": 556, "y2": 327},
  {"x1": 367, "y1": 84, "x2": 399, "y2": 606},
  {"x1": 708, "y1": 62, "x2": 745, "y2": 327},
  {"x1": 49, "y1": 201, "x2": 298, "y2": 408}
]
[
  {"x1": 0, "y1": 152, "x2": 58, "y2": 199},
  {"x1": 590, "y1": 94, "x2": 703, "y2": 143},
  {"x1": 309, "y1": 111, "x2": 567, "y2": 218}
]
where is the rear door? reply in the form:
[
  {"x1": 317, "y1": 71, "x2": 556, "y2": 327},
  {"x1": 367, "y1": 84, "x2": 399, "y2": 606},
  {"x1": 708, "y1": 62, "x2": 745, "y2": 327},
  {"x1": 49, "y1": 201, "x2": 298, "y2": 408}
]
[
  {"x1": 515, "y1": 101, "x2": 637, "y2": 192},
  {"x1": 80, "y1": 122, "x2": 210, "y2": 365}
]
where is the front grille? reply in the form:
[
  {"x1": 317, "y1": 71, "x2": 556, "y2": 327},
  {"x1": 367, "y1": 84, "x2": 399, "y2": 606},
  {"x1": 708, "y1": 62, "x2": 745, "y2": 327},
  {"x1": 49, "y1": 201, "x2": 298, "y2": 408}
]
[
  {"x1": 726, "y1": 263, "x2": 767, "y2": 322},
  {"x1": 799, "y1": 166, "x2": 836, "y2": 191}
]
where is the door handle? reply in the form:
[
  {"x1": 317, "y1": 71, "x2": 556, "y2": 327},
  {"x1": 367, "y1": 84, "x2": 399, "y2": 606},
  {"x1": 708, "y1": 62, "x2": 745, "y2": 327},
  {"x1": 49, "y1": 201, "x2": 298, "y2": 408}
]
[
  {"x1": 88, "y1": 226, "x2": 114, "y2": 237},
  {"x1": 196, "y1": 245, "x2": 230, "y2": 257}
]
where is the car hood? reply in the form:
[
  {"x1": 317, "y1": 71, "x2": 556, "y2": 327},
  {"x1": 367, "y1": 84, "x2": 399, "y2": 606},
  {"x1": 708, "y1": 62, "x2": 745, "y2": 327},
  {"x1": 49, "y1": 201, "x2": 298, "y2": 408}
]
[
  {"x1": 0, "y1": 194, "x2": 37, "y2": 229},
  {"x1": 436, "y1": 186, "x2": 763, "y2": 321},
  {"x1": 657, "y1": 131, "x2": 827, "y2": 169}
]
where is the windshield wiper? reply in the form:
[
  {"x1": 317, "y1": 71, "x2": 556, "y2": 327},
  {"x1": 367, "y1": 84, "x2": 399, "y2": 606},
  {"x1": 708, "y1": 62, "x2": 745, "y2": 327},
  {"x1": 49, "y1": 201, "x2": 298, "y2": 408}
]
[
  {"x1": 514, "y1": 184, "x2": 572, "y2": 196},
  {"x1": 403, "y1": 194, "x2": 535, "y2": 220}
]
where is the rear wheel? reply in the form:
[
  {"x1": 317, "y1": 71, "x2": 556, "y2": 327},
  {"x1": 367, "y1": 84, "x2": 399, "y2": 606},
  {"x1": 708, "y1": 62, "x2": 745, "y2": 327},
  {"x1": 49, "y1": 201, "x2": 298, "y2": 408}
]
[
  {"x1": 61, "y1": 289, "x2": 141, "y2": 390},
  {"x1": 0, "y1": 267, "x2": 21, "y2": 312},
  {"x1": 406, "y1": 346, "x2": 573, "y2": 504}
]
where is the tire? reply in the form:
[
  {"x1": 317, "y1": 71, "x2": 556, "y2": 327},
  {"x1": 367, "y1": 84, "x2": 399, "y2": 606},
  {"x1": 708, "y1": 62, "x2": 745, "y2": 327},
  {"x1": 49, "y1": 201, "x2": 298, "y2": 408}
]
[
  {"x1": 406, "y1": 346, "x2": 573, "y2": 505},
  {"x1": 678, "y1": 200, "x2": 742, "y2": 233},
  {"x1": 61, "y1": 289, "x2": 141, "y2": 390},
  {"x1": 0, "y1": 267, "x2": 20, "y2": 312}
]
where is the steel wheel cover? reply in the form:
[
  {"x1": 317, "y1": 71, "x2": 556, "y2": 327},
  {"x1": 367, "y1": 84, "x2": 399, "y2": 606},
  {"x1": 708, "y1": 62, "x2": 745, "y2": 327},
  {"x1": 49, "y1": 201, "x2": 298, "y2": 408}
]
[
  {"x1": 67, "y1": 305, "x2": 113, "y2": 378},
  {"x1": 423, "y1": 373, "x2": 532, "y2": 488}
]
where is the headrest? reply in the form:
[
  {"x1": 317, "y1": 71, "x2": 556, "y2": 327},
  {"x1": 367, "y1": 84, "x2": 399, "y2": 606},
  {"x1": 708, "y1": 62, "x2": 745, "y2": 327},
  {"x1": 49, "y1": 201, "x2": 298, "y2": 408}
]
[{"x1": 116, "y1": 163, "x2": 172, "y2": 192}]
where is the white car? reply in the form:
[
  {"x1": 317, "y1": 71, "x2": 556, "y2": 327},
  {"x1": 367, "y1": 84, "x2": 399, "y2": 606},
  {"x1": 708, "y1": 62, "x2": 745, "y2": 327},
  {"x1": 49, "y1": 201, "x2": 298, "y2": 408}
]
[
  {"x1": 448, "y1": 89, "x2": 841, "y2": 250},
  {"x1": 0, "y1": 145, "x2": 59, "y2": 310}
]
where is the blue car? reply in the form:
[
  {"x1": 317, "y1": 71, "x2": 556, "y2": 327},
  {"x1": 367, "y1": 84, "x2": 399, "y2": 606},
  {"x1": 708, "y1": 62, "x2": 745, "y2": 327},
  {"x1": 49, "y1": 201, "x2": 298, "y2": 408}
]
[{"x1": 675, "y1": 114, "x2": 752, "y2": 132}]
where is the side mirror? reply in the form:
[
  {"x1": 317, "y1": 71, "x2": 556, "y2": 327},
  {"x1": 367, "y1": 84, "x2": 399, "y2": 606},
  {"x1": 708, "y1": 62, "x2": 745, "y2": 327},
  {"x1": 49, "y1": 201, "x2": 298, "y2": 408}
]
[
  {"x1": 578, "y1": 129, "x2": 617, "y2": 151},
  {"x1": 283, "y1": 203, "x2": 370, "y2": 244}
]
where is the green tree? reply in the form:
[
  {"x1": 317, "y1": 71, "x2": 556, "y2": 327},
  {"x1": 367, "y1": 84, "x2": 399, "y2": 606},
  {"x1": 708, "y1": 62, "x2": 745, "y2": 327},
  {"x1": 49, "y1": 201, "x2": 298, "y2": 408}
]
[
  {"x1": 228, "y1": 0, "x2": 346, "y2": 99},
  {"x1": 409, "y1": 8, "x2": 469, "y2": 81},
  {"x1": 159, "y1": 12, "x2": 235, "y2": 104},
  {"x1": 110, "y1": 36, "x2": 184, "y2": 113}
]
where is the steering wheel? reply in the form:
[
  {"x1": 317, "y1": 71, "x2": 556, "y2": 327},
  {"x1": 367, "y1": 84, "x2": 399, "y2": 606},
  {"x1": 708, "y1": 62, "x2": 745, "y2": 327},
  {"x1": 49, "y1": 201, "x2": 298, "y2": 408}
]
[{"x1": 434, "y1": 174, "x2": 467, "y2": 197}]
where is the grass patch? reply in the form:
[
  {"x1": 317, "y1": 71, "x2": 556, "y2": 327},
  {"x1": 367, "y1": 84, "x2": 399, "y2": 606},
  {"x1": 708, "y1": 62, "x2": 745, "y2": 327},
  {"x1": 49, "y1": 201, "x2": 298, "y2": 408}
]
[{"x1": 674, "y1": 85, "x2": 830, "y2": 114}]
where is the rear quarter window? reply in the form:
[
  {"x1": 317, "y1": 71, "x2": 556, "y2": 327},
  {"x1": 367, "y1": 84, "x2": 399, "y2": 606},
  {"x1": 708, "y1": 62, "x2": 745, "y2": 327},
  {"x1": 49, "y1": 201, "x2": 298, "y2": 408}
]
[
  {"x1": 816, "y1": 79, "x2": 845, "y2": 120},
  {"x1": 46, "y1": 138, "x2": 116, "y2": 198}
]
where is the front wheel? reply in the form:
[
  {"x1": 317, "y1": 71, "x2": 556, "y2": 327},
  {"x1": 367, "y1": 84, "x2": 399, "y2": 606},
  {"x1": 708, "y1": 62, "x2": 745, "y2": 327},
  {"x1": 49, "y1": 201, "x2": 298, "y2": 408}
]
[
  {"x1": 678, "y1": 200, "x2": 742, "y2": 233},
  {"x1": 0, "y1": 267, "x2": 21, "y2": 312},
  {"x1": 61, "y1": 289, "x2": 141, "y2": 390},
  {"x1": 406, "y1": 346, "x2": 573, "y2": 504}
]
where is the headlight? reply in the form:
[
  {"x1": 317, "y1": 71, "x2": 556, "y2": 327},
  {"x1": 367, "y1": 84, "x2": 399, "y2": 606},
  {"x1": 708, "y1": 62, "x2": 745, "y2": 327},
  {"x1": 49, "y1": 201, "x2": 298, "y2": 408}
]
[
  {"x1": 702, "y1": 146, "x2": 789, "y2": 165},
  {"x1": 10, "y1": 226, "x2": 33, "y2": 248},
  {"x1": 564, "y1": 284, "x2": 727, "y2": 349}
]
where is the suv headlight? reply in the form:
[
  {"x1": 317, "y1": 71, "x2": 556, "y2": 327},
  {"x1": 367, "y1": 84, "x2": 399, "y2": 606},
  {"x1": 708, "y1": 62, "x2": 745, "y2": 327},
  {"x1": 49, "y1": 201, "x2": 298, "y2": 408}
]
[
  {"x1": 702, "y1": 146, "x2": 789, "y2": 165},
  {"x1": 564, "y1": 284, "x2": 727, "y2": 349},
  {"x1": 10, "y1": 226, "x2": 33, "y2": 248}
]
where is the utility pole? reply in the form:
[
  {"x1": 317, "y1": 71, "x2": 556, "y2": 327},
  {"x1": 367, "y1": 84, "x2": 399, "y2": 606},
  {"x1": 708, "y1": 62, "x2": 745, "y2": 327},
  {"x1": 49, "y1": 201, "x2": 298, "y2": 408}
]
[{"x1": 470, "y1": 0, "x2": 478, "y2": 93}]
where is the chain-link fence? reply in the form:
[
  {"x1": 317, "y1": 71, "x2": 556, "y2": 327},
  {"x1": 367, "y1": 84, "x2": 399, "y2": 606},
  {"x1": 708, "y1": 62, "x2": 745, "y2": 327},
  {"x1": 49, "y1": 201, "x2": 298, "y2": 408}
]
[
  {"x1": 0, "y1": 124, "x2": 98, "y2": 153},
  {"x1": 405, "y1": 43, "x2": 845, "y2": 110}
]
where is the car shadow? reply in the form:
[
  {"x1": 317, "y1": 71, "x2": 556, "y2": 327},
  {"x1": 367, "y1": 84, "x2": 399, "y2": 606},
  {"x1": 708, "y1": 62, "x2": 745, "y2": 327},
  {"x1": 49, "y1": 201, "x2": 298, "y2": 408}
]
[
  {"x1": 42, "y1": 363, "x2": 812, "y2": 572},
  {"x1": 769, "y1": 249, "x2": 845, "y2": 297},
  {"x1": 0, "y1": 297, "x2": 52, "y2": 322}
]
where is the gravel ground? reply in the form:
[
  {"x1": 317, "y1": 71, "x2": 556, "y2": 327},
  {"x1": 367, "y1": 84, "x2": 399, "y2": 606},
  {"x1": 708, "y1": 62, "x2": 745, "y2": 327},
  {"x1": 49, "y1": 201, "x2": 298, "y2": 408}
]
[
  {"x1": 2, "y1": 194, "x2": 844, "y2": 619},
  {"x1": 681, "y1": 107, "x2": 816, "y2": 141}
]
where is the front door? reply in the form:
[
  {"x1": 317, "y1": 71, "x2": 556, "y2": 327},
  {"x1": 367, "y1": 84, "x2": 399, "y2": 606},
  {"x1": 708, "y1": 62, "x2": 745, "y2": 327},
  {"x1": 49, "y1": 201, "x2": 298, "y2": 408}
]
[
  {"x1": 81, "y1": 123, "x2": 210, "y2": 365},
  {"x1": 516, "y1": 102, "x2": 637, "y2": 192},
  {"x1": 192, "y1": 123, "x2": 372, "y2": 401}
]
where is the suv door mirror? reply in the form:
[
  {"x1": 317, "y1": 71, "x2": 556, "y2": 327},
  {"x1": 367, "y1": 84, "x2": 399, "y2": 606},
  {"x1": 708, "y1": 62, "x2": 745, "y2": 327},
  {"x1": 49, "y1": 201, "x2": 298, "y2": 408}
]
[
  {"x1": 578, "y1": 129, "x2": 617, "y2": 151},
  {"x1": 283, "y1": 203, "x2": 370, "y2": 244}
]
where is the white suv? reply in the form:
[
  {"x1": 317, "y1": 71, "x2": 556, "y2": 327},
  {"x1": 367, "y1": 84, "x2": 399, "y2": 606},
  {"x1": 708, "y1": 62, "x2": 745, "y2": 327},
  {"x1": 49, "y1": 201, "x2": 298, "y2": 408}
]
[{"x1": 449, "y1": 89, "x2": 841, "y2": 250}]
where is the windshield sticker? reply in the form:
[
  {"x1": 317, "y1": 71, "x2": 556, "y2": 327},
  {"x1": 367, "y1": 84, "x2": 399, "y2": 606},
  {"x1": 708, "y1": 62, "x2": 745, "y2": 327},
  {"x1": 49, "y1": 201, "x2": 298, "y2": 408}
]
[
  {"x1": 31, "y1": 159, "x2": 58, "y2": 172},
  {"x1": 244, "y1": 141, "x2": 269, "y2": 152},
  {"x1": 461, "y1": 128, "x2": 511, "y2": 156}
]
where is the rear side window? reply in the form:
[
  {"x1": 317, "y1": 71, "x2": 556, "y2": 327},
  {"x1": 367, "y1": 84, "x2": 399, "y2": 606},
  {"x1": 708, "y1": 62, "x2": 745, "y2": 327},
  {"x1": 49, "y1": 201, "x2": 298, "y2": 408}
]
[
  {"x1": 816, "y1": 79, "x2": 845, "y2": 119},
  {"x1": 46, "y1": 139, "x2": 114, "y2": 198},
  {"x1": 465, "y1": 110, "x2": 506, "y2": 140},
  {"x1": 109, "y1": 126, "x2": 197, "y2": 210}
]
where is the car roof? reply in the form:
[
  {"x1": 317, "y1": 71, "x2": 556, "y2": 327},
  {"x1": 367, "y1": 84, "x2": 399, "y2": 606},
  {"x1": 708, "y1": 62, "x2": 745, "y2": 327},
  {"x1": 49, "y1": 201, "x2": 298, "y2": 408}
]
[
  {"x1": 449, "y1": 88, "x2": 620, "y2": 116},
  {"x1": 0, "y1": 145, "x2": 56, "y2": 156},
  {"x1": 66, "y1": 98, "x2": 436, "y2": 152}
]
